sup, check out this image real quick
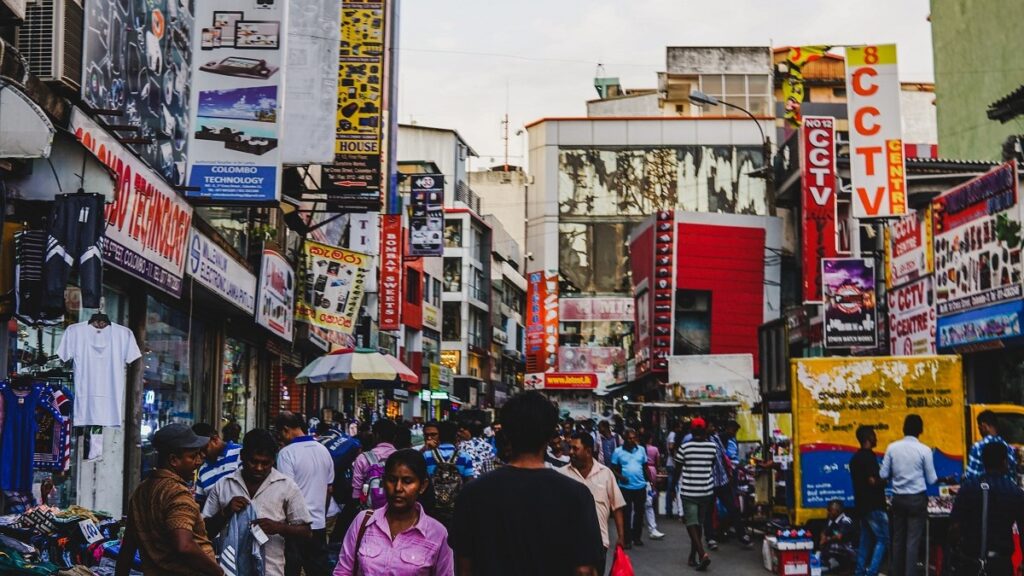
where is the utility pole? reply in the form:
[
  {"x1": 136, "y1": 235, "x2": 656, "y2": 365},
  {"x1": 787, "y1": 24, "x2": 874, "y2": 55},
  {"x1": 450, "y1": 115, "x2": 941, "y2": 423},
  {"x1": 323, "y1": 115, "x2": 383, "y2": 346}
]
[{"x1": 502, "y1": 113, "x2": 510, "y2": 172}]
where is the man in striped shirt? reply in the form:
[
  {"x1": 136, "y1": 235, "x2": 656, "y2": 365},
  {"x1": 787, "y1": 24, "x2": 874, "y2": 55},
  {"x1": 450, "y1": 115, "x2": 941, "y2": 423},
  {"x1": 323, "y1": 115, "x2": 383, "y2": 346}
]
[
  {"x1": 674, "y1": 417, "x2": 717, "y2": 571},
  {"x1": 966, "y1": 410, "x2": 1017, "y2": 481},
  {"x1": 192, "y1": 423, "x2": 241, "y2": 505}
]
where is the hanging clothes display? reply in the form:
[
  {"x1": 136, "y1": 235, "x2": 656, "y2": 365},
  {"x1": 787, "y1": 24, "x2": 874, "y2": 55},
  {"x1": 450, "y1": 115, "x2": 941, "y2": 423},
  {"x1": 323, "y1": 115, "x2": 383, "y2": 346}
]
[
  {"x1": 15, "y1": 230, "x2": 62, "y2": 326},
  {"x1": 56, "y1": 320, "x2": 141, "y2": 427},
  {"x1": 0, "y1": 382, "x2": 44, "y2": 492},
  {"x1": 33, "y1": 385, "x2": 72, "y2": 472},
  {"x1": 44, "y1": 193, "x2": 106, "y2": 309}
]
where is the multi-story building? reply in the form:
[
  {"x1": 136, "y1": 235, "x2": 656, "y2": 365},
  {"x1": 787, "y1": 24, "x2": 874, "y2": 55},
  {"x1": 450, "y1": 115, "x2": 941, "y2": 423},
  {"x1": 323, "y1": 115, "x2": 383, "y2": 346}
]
[
  {"x1": 486, "y1": 214, "x2": 527, "y2": 407},
  {"x1": 471, "y1": 167, "x2": 529, "y2": 265}
]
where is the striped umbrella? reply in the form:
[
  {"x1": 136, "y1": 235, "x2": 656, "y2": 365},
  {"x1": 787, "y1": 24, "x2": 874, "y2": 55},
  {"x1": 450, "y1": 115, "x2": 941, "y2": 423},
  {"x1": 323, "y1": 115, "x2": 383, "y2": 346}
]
[{"x1": 296, "y1": 348, "x2": 418, "y2": 388}]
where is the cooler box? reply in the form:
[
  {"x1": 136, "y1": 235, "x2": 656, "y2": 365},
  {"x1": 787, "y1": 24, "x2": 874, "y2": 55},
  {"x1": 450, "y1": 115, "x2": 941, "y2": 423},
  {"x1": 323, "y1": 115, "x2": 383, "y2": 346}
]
[{"x1": 764, "y1": 536, "x2": 814, "y2": 576}]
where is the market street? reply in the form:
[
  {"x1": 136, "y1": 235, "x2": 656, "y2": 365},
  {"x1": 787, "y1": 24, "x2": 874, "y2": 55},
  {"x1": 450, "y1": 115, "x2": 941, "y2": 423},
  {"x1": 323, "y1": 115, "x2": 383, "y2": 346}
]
[{"x1": 608, "y1": 521, "x2": 766, "y2": 576}]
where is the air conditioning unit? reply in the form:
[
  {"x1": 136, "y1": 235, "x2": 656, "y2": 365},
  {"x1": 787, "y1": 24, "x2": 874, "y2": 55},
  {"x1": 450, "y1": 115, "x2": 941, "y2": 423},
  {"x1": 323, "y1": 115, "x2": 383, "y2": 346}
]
[
  {"x1": 17, "y1": 0, "x2": 83, "y2": 92},
  {"x1": 2, "y1": 0, "x2": 27, "y2": 21}
]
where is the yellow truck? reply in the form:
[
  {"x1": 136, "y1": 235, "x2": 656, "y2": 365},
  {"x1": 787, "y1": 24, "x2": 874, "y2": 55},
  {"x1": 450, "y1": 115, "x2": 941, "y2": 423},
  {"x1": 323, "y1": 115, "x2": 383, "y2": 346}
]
[{"x1": 790, "y1": 355, "x2": 1024, "y2": 525}]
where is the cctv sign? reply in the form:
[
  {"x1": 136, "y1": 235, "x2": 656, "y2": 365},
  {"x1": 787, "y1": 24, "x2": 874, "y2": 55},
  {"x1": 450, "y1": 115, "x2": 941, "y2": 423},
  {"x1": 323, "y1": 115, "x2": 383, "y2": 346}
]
[
  {"x1": 845, "y1": 44, "x2": 907, "y2": 219},
  {"x1": 801, "y1": 116, "x2": 838, "y2": 303}
]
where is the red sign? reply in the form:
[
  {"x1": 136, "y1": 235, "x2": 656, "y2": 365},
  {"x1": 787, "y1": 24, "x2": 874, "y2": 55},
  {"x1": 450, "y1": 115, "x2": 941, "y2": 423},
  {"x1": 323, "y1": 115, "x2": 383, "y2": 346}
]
[
  {"x1": 526, "y1": 372, "x2": 598, "y2": 390},
  {"x1": 526, "y1": 271, "x2": 559, "y2": 373},
  {"x1": 651, "y1": 211, "x2": 675, "y2": 372},
  {"x1": 379, "y1": 215, "x2": 403, "y2": 331},
  {"x1": 801, "y1": 116, "x2": 838, "y2": 303}
]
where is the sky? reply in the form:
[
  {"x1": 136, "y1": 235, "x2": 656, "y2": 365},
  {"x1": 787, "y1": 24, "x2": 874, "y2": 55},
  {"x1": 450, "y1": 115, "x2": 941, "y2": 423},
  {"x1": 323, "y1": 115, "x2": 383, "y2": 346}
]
[{"x1": 397, "y1": 0, "x2": 933, "y2": 169}]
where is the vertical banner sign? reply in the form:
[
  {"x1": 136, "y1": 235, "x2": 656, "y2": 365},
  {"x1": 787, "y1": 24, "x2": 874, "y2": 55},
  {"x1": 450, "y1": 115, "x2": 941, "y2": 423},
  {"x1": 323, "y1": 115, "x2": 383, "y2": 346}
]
[
  {"x1": 542, "y1": 272, "x2": 560, "y2": 370},
  {"x1": 256, "y1": 249, "x2": 295, "y2": 342},
  {"x1": 186, "y1": 0, "x2": 287, "y2": 202},
  {"x1": 652, "y1": 210, "x2": 676, "y2": 372},
  {"x1": 933, "y1": 162, "x2": 1022, "y2": 316},
  {"x1": 70, "y1": 110, "x2": 193, "y2": 297},
  {"x1": 526, "y1": 271, "x2": 559, "y2": 372},
  {"x1": 801, "y1": 116, "x2": 838, "y2": 302},
  {"x1": 888, "y1": 277, "x2": 936, "y2": 356},
  {"x1": 409, "y1": 174, "x2": 445, "y2": 256},
  {"x1": 782, "y1": 46, "x2": 830, "y2": 128},
  {"x1": 322, "y1": 0, "x2": 385, "y2": 208},
  {"x1": 296, "y1": 240, "x2": 372, "y2": 334},
  {"x1": 845, "y1": 44, "x2": 907, "y2": 218},
  {"x1": 884, "y1": 208, "x2": 933, "y2": 289},
  {"x1": 379, "y1": 214, "x2": 403, "y2": 331},
  {"x1": 822, "y1": 258, "x2": 878, "y2": 348}
]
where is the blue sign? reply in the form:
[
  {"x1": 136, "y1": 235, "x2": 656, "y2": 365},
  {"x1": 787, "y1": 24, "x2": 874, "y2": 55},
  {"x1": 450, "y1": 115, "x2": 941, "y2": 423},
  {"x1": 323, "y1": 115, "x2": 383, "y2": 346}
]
[
  {"x1": 187, "y1": 165, "x2": 278, "y2": 202},
  {"x1": 937, "y1": 299, "x2": 1024, "y2": 349}
]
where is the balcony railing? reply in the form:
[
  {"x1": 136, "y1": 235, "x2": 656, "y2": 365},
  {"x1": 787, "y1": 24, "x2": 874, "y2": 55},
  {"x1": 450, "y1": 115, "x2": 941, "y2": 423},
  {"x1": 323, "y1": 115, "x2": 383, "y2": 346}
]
[{"x1": 455, "y1": 181, "x2": 482, "y2": 214}]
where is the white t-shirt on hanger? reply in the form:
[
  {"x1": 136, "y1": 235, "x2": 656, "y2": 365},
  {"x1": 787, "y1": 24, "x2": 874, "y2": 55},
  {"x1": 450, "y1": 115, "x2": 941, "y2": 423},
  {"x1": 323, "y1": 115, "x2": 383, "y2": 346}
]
[{"x1": 57, "y1": 321, "x2": 142, "y2": 427}]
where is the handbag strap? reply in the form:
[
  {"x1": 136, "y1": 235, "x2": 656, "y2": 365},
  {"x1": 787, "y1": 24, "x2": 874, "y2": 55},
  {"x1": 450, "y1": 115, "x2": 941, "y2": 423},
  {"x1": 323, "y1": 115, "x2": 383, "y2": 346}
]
[
  {"x1": 351, "y1": 510, "x2": 374, "y2": 575},
  {"x1": 979, "y1": 481, "x2": 990, "y2": 572}
]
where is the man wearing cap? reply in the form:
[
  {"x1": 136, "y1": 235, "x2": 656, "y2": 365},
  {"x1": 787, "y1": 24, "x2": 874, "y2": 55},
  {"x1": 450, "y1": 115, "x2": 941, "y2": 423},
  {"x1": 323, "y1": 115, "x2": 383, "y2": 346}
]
[
  {"x1": 674, "y1": 417, "x2": 719, "y2": 571},
  {"x1": 116, "y1": 423, "x2": 223, "y2": 576}
]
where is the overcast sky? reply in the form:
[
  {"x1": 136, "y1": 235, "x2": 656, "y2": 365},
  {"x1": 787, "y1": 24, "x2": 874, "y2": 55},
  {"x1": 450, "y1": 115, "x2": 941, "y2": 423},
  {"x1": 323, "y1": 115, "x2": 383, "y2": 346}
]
[{"x1": 397, "y1": 0, "x2": 933, "y2": 169}]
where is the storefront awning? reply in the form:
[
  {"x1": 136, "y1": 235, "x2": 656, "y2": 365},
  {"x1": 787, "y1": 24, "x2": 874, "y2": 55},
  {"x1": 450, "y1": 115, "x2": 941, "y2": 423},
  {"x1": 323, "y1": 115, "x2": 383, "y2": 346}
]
[
  {"x1": 0, "y1": 79, "x2": 54, "y2": 158},
  {"x1": 5, "y1": 130, "x2": 116, "y2": 201},
  {"x1": 626, "y1": 400, "x2": 740, "y2": 409}
]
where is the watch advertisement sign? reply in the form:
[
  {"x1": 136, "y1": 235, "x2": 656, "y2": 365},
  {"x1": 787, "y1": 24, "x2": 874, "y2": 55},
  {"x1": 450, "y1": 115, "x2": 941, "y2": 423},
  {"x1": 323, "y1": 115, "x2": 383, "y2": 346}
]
[
  {"x1": 256, "y1": 249, "x2": 294, "y2": 342},
  {"x1": 887, "y1": 276, "x2": 936, "y2": 356},
  {"x1": 187, "y1": 228, "x2": 257, "y2": 314},
  {"x1": 800, "y1": 116, "x2": 838, "y2": 303},
  {"x1": 70, "y1": 109, "x2": 192, "y2": 297},
  {"x1": 932, "y1": 162, "x2": 1022, "y2": 316},
  {"x1": 296, "y1": 240, "x2": 372, "y2": 334},
  {"x1": 822, "y1": 258, "x2": 878, "y2": 348},
  {"x1": 186, "y1": 0, "x2": 287, "y2": 202},
  {"x1": 379, "y1": 215, "x2": 403, "y2": 331},
  {"x1": 884, "y1": 208, "x2": 934, "y2": 289},
  {"x1": 409, "y1": 174, "x2": 444, "y2": 257},
  {"x1": 526, "y1": 271, "x2": 559, "y2": 373}
]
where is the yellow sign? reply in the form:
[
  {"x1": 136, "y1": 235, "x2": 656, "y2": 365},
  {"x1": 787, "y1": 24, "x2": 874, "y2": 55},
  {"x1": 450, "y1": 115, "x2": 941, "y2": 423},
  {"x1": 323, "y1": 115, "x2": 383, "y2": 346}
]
[
  {"x1": 440, "y1": 350, "x2": 460, "y2": 373},
  {"x1": 295, "y1": 240, "x2": 373, "y2": 334},
  {"x1": 782, "y1": 46, "x2": 830, "y2": 127},
  {"x1": 336, "y1": 1, "x2": 385, "y2": 156},
  {"x1": 791, "y1": 356, "x2": 964, "y2": 524},
  {"x1": 429, "y1": 364, "x2": 441, "y2": 391}
]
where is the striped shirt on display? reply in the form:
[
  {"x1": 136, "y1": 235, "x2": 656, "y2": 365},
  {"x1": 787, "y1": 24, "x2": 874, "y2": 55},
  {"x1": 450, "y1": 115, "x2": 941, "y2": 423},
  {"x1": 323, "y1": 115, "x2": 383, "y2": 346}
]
[{"x1": 674, "y1": 440, "x2": 718, "y2": 499}]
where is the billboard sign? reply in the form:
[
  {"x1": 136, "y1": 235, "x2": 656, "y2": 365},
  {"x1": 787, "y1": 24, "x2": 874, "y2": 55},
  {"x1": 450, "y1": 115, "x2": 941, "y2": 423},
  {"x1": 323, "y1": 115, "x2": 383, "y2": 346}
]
[
  {"x1": 933, "y1": 162, "x2": 1022, "y2": 316},
  {"x1": 187, "y1": 228, "x2": 257, "y2": 314},
  {"x1": 256, "y1": 249, "x2": 294, "y2": 342},
  {"x1": 884, "y1": 208, "x2": 933, "y2": 289},
  {"x1": 845, "y1": 45, "x2": 907, "y2": 218},
  {"x1": 822, "y1": 258, "x2": 878, "y2": 348},
  {"x1": 82, "y1": 0, "x2": 193, "y2": 185},
  {"x1": 296, "y1": 240, "x2": 372, "y2": 334},
  {"x1": 70, "y1": 109, "x2": 192, "y2": 297},
  {"x1": 526, "y1": 271, "x2": 559, "y2": 373},
  {"x1": 524, "y1": 372, "x2": 598, "y2": 390},
  {"x1": 652, "y1": 210, "x2": 676, "y2": 371},
  {"x1": 379, "y1": 214, "x2": 403, "y2": 331},
  {"x1": 558, "y1": 347, "x2": 626, "y2": 374},
  {"x1": 559, "y1": 297, "x2": 635, "y2": 322},
  {"x1": 887, "y1": 276, "x2": 936, "y2": 356},
  {"x1": 409, "y1": 174, "x2": 444, "y2": 257},
  {"x1": 186, "y1": 0, "x2": 286, "y2": 202},
  {"x1": 801, "y1": 116, "x2": 838, "y2": 302},
  {"x1": 938, "y1": 300, "x2": 1024, "y2": 350}
]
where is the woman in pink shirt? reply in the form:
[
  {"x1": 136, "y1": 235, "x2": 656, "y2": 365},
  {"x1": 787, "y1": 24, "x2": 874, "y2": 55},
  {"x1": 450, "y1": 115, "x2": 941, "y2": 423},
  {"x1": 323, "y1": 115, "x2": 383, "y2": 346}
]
[
  {"x1": 642, "y1": 431, "x2": 665, "y2": 540},
  {"x1": 335, "y1": 449, "x2": 454, "y2": 576}
]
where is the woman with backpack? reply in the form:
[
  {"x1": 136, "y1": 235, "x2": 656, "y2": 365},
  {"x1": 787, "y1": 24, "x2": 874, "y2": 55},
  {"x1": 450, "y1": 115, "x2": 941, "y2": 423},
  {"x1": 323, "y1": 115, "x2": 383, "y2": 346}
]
[{"x1": 334, "y1": 449, "x2": 454, "y2": 575}]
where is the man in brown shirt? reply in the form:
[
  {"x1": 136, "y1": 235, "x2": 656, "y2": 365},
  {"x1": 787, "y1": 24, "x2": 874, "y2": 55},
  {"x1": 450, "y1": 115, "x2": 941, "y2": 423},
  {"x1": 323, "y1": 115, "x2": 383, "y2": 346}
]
[{"x1": 116, "y1": 423, "x2": 224, "y2": 576}]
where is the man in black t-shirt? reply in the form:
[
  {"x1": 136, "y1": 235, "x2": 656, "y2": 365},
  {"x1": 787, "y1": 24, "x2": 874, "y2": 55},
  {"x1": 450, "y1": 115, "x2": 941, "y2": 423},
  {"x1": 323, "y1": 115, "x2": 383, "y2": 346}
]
[
  {"x1": 849, "y1": 425, "x2": 888, "y2": 576},
  {"x1": 451, "y1": 391, "x2": 603, "y2": 576}
]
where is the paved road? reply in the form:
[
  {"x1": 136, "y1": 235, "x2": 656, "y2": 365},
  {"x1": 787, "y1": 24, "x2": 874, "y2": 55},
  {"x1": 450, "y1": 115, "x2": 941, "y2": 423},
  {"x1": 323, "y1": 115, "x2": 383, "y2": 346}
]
[{"x1": 607, "y1": 517, "x2": 767, "y2": 575}]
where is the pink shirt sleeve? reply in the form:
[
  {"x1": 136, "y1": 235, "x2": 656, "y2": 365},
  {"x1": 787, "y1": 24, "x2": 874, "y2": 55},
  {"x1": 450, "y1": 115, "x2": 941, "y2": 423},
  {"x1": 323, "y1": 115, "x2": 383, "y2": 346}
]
[
  {"x1": 350, "y1": 454, "x2": 367, "y2": 499},
  {"x1": 432, "y1": 532, "x2": 455, "y2": 576},
  {"x1": 334, "y1": 511, "x2": 370, "y2": 576}
]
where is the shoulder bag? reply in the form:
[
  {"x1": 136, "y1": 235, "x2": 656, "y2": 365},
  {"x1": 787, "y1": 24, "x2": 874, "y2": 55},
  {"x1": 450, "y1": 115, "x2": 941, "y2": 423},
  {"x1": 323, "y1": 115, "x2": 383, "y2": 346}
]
[{"x1": 351, "y1": 510, "x2": 374, "y2": 576}]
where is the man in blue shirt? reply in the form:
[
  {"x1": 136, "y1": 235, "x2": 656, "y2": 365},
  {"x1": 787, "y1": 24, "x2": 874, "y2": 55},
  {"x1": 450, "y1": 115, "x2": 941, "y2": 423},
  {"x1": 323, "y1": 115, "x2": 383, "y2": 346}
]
[
  {"x1": 966, "y1": 410, "x2": 1017, "y2": 481},
  {"x1": 881, "y1": 414, "x2": 937, "y2": 576},
  {"x1": 611, "y1": 428, "x2": 649, "y2": 549},
  {"x1": 192, "y1": 422, "x2": 241, "y2": 506},
  {"x1": 422, "y1": 421, "x2": 474, "y2": 526}
]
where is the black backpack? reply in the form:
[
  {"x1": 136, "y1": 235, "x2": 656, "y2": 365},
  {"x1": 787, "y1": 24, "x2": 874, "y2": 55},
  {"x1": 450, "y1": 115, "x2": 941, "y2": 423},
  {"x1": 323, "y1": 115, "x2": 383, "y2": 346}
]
[{"x1": 430, "y1": 449, "x2": 463, "y2": 521}]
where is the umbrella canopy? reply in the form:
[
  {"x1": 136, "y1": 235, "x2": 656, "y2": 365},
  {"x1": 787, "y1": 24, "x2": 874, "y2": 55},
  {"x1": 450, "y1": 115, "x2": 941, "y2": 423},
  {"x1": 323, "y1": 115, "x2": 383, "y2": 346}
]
[{"x1": 296, "y1": 348, "x2": 418, "y2": 388}]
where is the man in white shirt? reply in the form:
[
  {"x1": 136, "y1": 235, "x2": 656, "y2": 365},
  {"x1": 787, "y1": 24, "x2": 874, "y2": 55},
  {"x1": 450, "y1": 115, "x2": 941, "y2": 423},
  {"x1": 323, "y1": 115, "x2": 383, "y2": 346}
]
[
  {"x1": 880, "y1": 414, "x2": 937, "y2": 576},
  {"x1": 275, "y1": 412, "x2": 333, "y2": 576}
]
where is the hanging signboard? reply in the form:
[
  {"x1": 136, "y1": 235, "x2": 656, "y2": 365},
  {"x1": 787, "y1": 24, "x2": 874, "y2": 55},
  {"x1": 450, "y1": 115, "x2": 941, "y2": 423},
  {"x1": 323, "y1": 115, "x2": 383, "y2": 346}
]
[
  {"x1": 801, "y1": 116, "x2": 838, "y2": 303},
  {"x1": 526, "y1": 270, "x2": 559, "y2": 373},
  {"x1": 296, "y1": 240, "x2": 373, "y2": 334},
  {"x1": 409, "y1": 174, "x2": 444, "y2": 257},
  {"x1": 938, "y1": 299, "x2": 1024, "y2": 350},
  {"x1": 559, "y1": 297, "x2": 635, "y2": 322},
  {"x1": 256, "y1": 249, "x2": 294, "y2": 342},
  {"x1": 186, "y1": 0, "x2": 287, "y2": 202},
  {"x1": 888, "y1": 276, "x2": 936, "y2": 356},
  {"x1": 822, "y1": 258, "x2": 878, "y2": 348},
  {"x1": 187, "y1": 228, "x2": 257, "y2": 314},
  {"x1": 884, "y1": 207, "x2": 934, "y2": 289},
  {"x1": 933, "y1": 162, "x2": 1022, "y2": 316},
  {"x1": 379, "y1": 214, "x2": 403, "y2": 331},
  {"x1": 845, "y1": 44, "x2": 907, "y2": 218},
  {"x1": 524, "y1": 372, "x2": 598, "y2": 390},
  {"x1": 70, "y1": 109, "x2": 192, "y2": 297}
]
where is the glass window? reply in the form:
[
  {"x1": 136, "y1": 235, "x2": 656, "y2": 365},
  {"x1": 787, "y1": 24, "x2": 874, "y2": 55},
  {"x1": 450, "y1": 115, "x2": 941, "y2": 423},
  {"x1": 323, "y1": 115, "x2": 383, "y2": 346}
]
[
  {"x1": 472, "y1": 226, "x2": 486, "y2": 263},
  {"x1": 444, "y1": 258, "x2": 462, "y2": 292},
  {"x1": 443, "y1": 302, "x2": 461, "y2": 341},
  {"x1": 673, "y1": 290, "x2": 711, "y2": 355},
  {"x1": 222, "y1": 338, "x2": 253, "y2": 435},
  {"x1": 724, "y1": 75, "x2": 746, "y2": 96},
  {"x1": 469, "y1": 310, "x2": 486, "y2": 349},
  {"x1": 444, "y1": 221, "x2": 463, "y2": 248},
  {"x1": 747, "y1": 75, "x2": 769, "y2": 97},
  {"x1": 195, "y1": 206, "x2": 269, "y2": 258},
  {"x1": 406, "y1": 269, "x2": 421, "y2": 304},
  {"x1": 433, "y1": 278, "x2": 442, "y2": 306}
]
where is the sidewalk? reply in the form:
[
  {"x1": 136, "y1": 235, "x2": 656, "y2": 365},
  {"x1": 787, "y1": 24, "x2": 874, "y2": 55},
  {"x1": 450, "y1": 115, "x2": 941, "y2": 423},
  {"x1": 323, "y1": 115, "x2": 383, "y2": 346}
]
[{"x1": 608, "y1": 516, "x2": 767, "y2": 575}]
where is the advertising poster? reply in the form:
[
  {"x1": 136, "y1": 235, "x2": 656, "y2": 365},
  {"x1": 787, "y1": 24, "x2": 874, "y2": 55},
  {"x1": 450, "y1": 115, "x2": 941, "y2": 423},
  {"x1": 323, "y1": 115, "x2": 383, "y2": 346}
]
[
  {"x1": 325, "y1": 0, "x2": 386, "y2": 206},
  {"x1": 409, "y1": 174, "x2": 444, "y2": 257},
  {"x1": 186, "y1": 0, "x2": 286, "y2": 202},
  {"x1": 558, "y1": 347, "x2": 626, "y2": 374},
  {"x1": 938, "y1": 300, "x2": 1024, "y2": 350},
  {"x1": 652, "y1": 210, "x2": 676, "y2": 371},
  {"x1": 884, "y1": 208, "x2": 934, "y2": 289},
  {"x1": 70, "y1": 109, "x2": 192, "y2": 297},
  {"x1": 256, "y1": 249, "x2": 294, "y2": 342},
  {"x1": 888, "y1": 277, "x2": 936, "y2": 356},
  {"x1": 187, "y1": 228, "x2": 257, "y2": 314},
  {"x1": 526, "y1": 271, "x2": 559, "y2": 373},
  {"x1": 933, "y1": 162, "x2": 1022, "y2": 316},
  {"x1": 822, "y1": 258, "x2": 878, "y2": 348},
  {"x1": 792, "y1": 356, "x2": 964, "y2": 523},
  {"x1": 296, "y1": 240, "x2": 372, "y2": 334},
  {"x1": 82, "y1": 0, "x2": 193, "y2": 184},
  {"x1": 801, "y1": 116, "x2": 838, "y2": 302},
  {"x1": 559, "y1": 297, "x2": 635, "y2": 322},
  {"x1": 524, "y1": 373, "x2": 598, "y2": 391},
  {"x1": 379, "y1": 215, "x2": 403, "y2": 331},
  {"x1": 782, "y1": 46, "x2": 829, "y2": 128},
  {"x1": 845, "y1": 45, "x2": 907, "y2": 218}
]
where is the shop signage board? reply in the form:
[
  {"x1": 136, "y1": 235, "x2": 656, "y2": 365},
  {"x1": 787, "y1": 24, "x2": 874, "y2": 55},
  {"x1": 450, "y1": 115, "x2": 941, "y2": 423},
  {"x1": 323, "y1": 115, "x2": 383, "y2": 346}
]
[
  {"x1": 938, "y1": 299, "x2": 1024, "y2": 350},
  {"x1": 186, "y1": 0, "x2": 287, "y2": 202},
  {"x1": 296, "y1": 240, "x2": 373, "y2": 334},
  {"x1": 652, "y1": 210, "x2": 676, "y2": 372},
  {"x1": 559, "y1": 297, "x2": 635, "y2": 322},
  {"x1": 800, "y1": 116, "x2": 838, "y2": 303},
  {"x1": 409, "y1": 174, "x2": 444, "y2": 257},
  {"x1": 558, "y1": 347, "x2": 626, "y2": 374},
  {"x1": 82, "y1": 0, "x2": 193, "y2": 185},
  {"x1": 379, "y1": 214, "x2": 403, "y2": 331},
  {"x1": 782, "y1": 46, "x2": 829, "y2": 127},
  {"x1": 423, "y1": 303, "x2": 440, "y2": 331},
  {"x1": 884, "y1": 207, "x2": 933, "y2": 289},
  {"x1": 524, "y1": 372, "x2": 598, "y2": 390},
  {"x1": 70, "y1": 109, "x2": 193, "y2": 297},
  {"x1": 887, "y1": 276, "x2": 936, "y2": 356},
  {"x1": 186, "y1": 228, "x2": 257, "y2": 314},
  {"x1": 525, "y1": 270, "x2": 559, "y2": 373},
  {"x1": 844, "y1": 45, "x2": 907, "y2": 218},
  {"x1": 822, "y1": 258, "x2": 878, "y2": 348},
  {"x1": 255, "y1": 249, "x2": 294, "y2": 342},
  {"x1": 932, "y1": 162, "x2": 1022, "y2": 316}
]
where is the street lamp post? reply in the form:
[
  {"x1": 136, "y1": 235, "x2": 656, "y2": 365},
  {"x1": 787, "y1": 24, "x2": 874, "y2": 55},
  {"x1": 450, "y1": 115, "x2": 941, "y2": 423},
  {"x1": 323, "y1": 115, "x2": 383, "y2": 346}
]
[{"x1": 689, "y1": 90, "x2": 775, "y2": 216}]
